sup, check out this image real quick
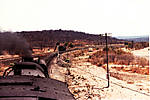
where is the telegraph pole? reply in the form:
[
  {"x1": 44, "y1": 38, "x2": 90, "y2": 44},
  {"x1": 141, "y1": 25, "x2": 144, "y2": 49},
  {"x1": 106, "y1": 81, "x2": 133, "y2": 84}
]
[
  {"x1": 99, "y1": 33, "x2": 110, "y2": 88},
  {"x1": 105, "y1": 33, "x2": 110, "y2": 88}
]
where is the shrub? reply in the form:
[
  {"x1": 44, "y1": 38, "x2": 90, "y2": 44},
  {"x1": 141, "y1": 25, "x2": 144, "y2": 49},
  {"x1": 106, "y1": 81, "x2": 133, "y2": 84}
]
[{"x1": 89, "y1": 49, "x2": 135, "y2": 65}]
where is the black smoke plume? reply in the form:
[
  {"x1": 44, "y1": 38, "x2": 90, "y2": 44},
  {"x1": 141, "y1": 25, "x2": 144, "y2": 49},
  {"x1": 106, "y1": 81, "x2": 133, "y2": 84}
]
[{"x1": 0, "y1": 32, "x2": 32, "y2": 57}]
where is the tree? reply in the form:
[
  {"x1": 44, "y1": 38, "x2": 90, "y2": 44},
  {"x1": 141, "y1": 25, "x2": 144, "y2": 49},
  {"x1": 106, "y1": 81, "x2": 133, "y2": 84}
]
[{"x1": 68, "y1": 43, "x2": 74, "y2": 48}]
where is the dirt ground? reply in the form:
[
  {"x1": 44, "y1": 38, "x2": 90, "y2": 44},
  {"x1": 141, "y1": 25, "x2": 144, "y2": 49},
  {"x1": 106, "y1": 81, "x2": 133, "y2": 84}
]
[{"x1": 49, "y1": 49, "x2": 150, "y2": 100}]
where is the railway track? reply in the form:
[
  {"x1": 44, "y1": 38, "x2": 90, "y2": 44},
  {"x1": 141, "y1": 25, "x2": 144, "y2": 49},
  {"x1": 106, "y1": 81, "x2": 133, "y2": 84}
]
[
  {"x1": 0, "y1": 53, "x2": 52, "y2": 64},
  {"x1": 44, "y1": 46, "x2": 100, "y2": 66}
]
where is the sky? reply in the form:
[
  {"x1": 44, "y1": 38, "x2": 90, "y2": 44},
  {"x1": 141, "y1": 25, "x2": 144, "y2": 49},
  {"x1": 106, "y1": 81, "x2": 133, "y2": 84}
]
[{"x1": 0, "y1": 0, "x2": 150, "y2": 37}]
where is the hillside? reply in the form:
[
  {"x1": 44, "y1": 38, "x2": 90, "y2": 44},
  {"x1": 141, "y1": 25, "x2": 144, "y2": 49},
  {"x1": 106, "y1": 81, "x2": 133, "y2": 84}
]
[{"x1": 15, "y1": 30, "x2": 122, "y2": 48}]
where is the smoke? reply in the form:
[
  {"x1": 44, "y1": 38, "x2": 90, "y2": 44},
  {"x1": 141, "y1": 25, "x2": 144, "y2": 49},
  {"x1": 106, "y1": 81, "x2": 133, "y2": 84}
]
[{"x1": 0, "y1": 32, "x2": 32, "y2": 57}]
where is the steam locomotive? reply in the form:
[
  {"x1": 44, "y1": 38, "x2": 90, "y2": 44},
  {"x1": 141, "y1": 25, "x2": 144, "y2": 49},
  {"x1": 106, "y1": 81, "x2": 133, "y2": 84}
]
[{"x1": 0, "y1": 55, "x2": 75, "y2": 100}]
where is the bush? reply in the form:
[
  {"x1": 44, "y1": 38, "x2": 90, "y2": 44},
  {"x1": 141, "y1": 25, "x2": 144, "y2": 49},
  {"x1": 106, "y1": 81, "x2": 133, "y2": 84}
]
[{"x1": 89, "y1": 49, "x2": 135, "y2": 65}]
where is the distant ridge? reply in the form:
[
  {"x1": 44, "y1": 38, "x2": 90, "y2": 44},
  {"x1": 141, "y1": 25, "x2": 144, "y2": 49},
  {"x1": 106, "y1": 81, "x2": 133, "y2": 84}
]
[{"x1": 114, "y1": 35, "x2": 149, "y2": 42}]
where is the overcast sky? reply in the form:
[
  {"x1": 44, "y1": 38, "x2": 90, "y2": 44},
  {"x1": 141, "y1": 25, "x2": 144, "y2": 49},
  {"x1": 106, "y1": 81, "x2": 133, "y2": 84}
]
[{"x1": 0, "y1": 0, "x2": 150, "y2": 36}]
